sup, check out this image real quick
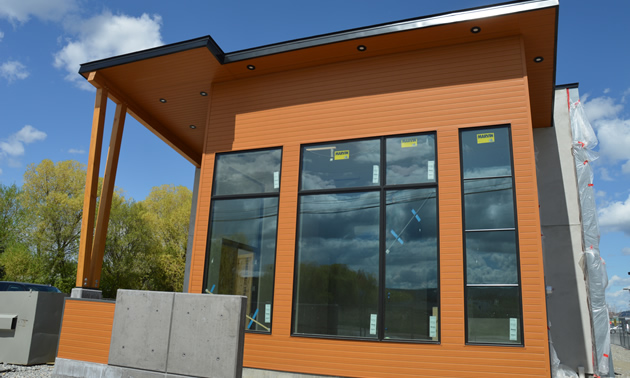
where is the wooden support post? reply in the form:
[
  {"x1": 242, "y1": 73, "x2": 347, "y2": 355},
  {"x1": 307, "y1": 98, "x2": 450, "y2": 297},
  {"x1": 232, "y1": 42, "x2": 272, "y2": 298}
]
[
  {"x1": 89, "y1": 103, "x2": 126, "y2": 288},
  {"x1": 76, "y1": 87, "x2": 108, "y2": 288}
]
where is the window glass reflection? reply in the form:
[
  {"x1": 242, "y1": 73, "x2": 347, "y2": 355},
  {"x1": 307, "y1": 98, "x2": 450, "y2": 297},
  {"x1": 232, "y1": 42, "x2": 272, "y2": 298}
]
[
  {"x1": 466, "y1": 231, "x2": 517, "y2": 285},
  {"x1": 295, "y1": 192, "x2": 380, "y2": 338},
  {"x1": 463, "y1": 178, "x2": 515, "y2": 230},
  {"x1": 214, "y1": 149, "x2": 282, "y2": 195},
  {"x1": 385, "y1": 189, "x2": 438, "y2": 340},
  {"x1": 461, "y1": 128, "x2": 512, "y2": 179},
  {"x1": 301, "y1": 139, "x2": 380, "y2": 190},
  {"x1": 205, "y1": 197, "x2": 278, "y2": 332},
  {"x1": 467, "y1": 287, "x2": 521, "y2": 344},
  {"x1": 386, "y1": 134, "x2": 436, "y2": 185}
]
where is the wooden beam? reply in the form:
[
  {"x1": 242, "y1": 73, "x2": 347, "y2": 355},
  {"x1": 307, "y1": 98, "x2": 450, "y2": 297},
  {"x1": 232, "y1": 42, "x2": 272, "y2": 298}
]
[
  {"x1": 87, "y1": 71, "x2": 201, "y2": 167},
  {"x1": 76, "y1": 87, "x2": 108, "y2": 288},
  {"x1": 89, "y1": 103, "x2": 127, "y2": 289}
]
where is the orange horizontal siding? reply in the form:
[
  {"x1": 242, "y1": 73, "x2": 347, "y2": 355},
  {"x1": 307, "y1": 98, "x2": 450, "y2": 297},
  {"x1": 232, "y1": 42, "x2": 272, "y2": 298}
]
[
  {"x1": 188, "y1": 35, "x2": 549, "y2": 377},
  {"x1": 57, "y1": 299, "x2": 115, "y2": 364}
]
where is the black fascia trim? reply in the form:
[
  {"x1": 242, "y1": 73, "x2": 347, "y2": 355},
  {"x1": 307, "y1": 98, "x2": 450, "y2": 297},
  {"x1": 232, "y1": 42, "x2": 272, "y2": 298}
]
[
  {"x1": 77, "y1": 0, "x2": 558, "y2": 74},
  {"x1": 78, "y1": 36, "x2": 225, "y2": 75},
  {"x1": 555, "y1": 83, "x2": 579, "y2": 90},
  {"x1": 548, "y1": 4, "x2": 560, "y2": 127},
  {"x1": 223, "y1": 0, "x2": 559, "y2": 63}
]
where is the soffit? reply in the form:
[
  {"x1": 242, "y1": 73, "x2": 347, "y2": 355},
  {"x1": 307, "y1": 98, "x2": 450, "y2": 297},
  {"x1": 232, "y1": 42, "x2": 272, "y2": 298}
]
[{"x1": 79, "y1": 1, "x2": 558, "y2": 165}]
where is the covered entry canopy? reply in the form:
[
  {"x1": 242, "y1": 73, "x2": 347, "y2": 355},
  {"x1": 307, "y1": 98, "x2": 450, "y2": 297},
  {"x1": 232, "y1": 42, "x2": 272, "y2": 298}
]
[{"x1": 75, "y1": 0, "x2": 558, "y2": 290}]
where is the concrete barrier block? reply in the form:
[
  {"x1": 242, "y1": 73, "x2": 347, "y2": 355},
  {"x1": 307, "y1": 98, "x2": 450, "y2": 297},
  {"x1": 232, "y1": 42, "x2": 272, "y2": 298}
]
[
  {"x1": 118, "y1": 367, "x2": 167, "y2": 378},
  {"x1": 166, "y1": 293, "x2": 246, "y2": 378},
  {"x1": 108, "y1": 290, "x2": 174, "y2": 372},
  {"x1": 0, "y1": 292, "x2": 65, "y2": 365}
]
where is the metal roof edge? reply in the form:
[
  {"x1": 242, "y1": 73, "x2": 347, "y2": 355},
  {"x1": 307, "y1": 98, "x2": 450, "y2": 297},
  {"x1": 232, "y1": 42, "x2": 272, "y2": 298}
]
[
  {"x1": 78, "y1": 36, "x2": 225, "y2": 75},
  {"x1": 223, "y1": 0, "x2": 559, "y2": 63},
  {"x1": 555, "y1": 83, "x2": 579, "y2": 90},
  {"x1": 77, "y1": 0, "x2": 559, "y2": 74}
]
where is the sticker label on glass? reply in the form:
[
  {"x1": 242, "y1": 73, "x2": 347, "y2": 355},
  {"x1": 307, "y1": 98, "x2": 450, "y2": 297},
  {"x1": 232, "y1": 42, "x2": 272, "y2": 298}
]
[
  {"x1": 372, "y1": 165, "x2": 379, "y2": 184},
  {"x1": 369, "y1": 314, "x2": 377, "y2": 335},
  {"x1": 401, "y1": 138, "x2": 418, "y2": 148},
  {"x1": 429, "y1": 316, "x2": 437, "y2": 337},
  {"x1": 427, "y1": 160, "x2": 435, "y2": 180},
  {"x1": 265, "y1": 304, "x2": 271, "y2": 323},
  {"x1": 509, "y1": 318, "x2": 518, "y2": 341},
  {"x1": 477, "y1": 133, "x2": 495, "y2": 144},
  {"x1": 334, "y1": 150, "x2": 350, "y2": 160},
  {"x1": 273, "y1": 171, "x2": 280, "y2": 189}
]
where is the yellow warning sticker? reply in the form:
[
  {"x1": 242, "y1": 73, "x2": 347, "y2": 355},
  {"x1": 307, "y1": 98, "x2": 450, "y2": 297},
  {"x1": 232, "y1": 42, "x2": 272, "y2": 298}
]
[
  {"x1": 334, "y1": 150, "x2": 350, "y2": 160},
  {"x1": 401, "y1": 138, "x2": 418, "y2": 148},
  {"x1": 477, "y1": 133, "x2": 495, "y2": 144}
]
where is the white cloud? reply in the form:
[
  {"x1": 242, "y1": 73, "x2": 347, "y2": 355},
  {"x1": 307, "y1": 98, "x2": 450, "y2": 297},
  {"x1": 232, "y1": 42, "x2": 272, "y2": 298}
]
[
  {"x1": 606, "y1": 275, "x2": 630, "y2": 311},
  {"x1": 595, "y1": 190, "x2": 607, "y2": 198},
  {"x1": 0, "y1": 125, "x2": 46, "y2": 158},
  {"x1": 622, "y1": 248, "x2": 630, "y2": 256},
  {"x1": 583, "y1": 94, "x2": 630, "y2": 173},
  {"x1": 0, "y1": 60, "x2": 29, "y2": 82},
  {"x1": 0, "y1": 168, "x2": 3, "y2": 175},
  {"x1": 598, "y1": 194, "x2": 630, "y2": 235},
  {"x1": 606, "y1": 288, "x2": 630, "y2": 312},
  {"x1": 604, "y1": 88, "x2": 611, "y2": 94},
  {"x1": 0, "y1": 0, "x2": 77, "y2": 24},
  {"x1": 594, "y1": 118, "x2": 630, "y2": 164},
  {"x1": 584, "y1": 96, "x2": 623, "y2": 122},
  {"x1": 53, "y1": 12, "x2": 163, "y2": 90},
  {"x1": 68, "y1": 148, "x2": 85, "y2": 154},
  {"x1": 609, "y1": 275, "x2": 630, "y2": 288},
  {"x1": 0, "y1": 31, "x2": 4, "y2": 42},
  {"x1": 599, "y1": 167, "x2": 614, "y2": 181}
]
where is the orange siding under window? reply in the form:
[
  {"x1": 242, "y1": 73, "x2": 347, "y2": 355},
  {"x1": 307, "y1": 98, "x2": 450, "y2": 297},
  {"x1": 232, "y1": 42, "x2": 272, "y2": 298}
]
[
  {"x1": 189, "y1": 36, "x2": 549, "y2": 377},
  {"x1": 57, "y1": 299, "x2": 115, "y2": 364}
]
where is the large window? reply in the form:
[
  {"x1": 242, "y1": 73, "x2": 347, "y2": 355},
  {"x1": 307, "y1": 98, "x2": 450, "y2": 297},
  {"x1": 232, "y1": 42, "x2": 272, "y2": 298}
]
[
  {"x1": 294, "y1": 134, "x2": 439, "y2": 342},
  {"x1": 460, "y1": 126, "x2": 522, "y2": 345},
  {"x1": 204, "y1": 148, "x2": 282, "y2": 333}
]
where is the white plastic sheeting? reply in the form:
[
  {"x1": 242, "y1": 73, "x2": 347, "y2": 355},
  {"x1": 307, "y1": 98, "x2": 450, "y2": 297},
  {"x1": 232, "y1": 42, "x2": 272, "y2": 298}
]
[{"x1": 569, "y1": 94, "x2": 612, "y2": 377}]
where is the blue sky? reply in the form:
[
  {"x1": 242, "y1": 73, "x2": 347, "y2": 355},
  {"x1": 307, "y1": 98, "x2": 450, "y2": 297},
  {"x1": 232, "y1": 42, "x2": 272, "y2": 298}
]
[{"x1": 1, "y1": 0, "x2": 629, "y2": 309}]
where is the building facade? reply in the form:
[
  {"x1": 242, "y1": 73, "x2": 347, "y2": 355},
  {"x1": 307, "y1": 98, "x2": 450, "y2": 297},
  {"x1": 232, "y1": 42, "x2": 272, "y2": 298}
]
[{"x1": 54, "y1": 1, "x2": 604, "y2": 377}]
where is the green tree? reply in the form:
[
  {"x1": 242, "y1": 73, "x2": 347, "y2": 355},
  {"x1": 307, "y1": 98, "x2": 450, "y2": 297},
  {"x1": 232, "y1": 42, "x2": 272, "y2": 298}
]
[
  {"x1": 19, "y1": 160, "x2": 86, "y2": 292},
  {"x1": 142, "y1": 184, "x2": 192, "y2": 292},
  {"x1": 0, "y1": 183, "x2": 26, "y2": 278},
  {"x1": 100, "y1": 192, "x2": 156, "y2": 298},
  {"x1": 0, "y1": 242, "x2": 46, "y2": 283}
]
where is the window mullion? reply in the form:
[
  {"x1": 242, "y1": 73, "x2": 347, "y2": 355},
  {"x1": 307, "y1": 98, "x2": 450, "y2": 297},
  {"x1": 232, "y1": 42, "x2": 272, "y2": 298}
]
[{"x1": 378, "y1": 137, "x2": 386, "y2": 341}]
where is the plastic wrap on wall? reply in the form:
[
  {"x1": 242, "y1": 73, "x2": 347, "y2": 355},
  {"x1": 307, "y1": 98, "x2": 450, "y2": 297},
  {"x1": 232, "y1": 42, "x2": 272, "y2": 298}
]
[{"x1": 569, "y1": 94, "x2": 611, "y2": 376}]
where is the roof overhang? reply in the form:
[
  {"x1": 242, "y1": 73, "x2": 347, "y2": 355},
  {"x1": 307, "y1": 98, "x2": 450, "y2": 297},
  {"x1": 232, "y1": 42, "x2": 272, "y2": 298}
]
[{"x1": 79, "y1": 0, "x2": 559, "y2": 166}]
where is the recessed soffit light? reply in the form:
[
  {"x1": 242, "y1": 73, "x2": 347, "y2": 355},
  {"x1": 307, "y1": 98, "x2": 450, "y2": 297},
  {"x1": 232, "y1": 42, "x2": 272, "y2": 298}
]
[
  {"x1": 471, "y1": 26, "x2": 481, "y2": 34},
  {"x1": 200, "y1": 91, "x2": 208, "y2": 96},
  {"x1": 159, "y1": 98, "x2": 167, "y2": 103},
  {"x1": 357, "y1": 45, "x2": 367, "y2": 52},
  {"x1": 534, "y1": 56, "x2": 544, "y2": 63},
  {"x1": 189, "y1": 125, "x2": 197, "y2": 129},
  {"x1": 247, "y1": 64, "x2": 256, "y2": 70}
]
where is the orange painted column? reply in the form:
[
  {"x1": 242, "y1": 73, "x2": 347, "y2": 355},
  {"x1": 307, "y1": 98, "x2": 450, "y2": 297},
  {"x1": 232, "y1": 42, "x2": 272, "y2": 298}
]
[
  {"x1": 90, "y1": 103, "x2": 127, "y2": 288},
  {"x1": 76, "y1": 86, "x2": 108, "y2": 288}
]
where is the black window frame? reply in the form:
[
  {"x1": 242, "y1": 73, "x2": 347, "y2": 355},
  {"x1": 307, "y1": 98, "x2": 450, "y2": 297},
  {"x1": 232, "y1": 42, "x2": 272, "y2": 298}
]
[
  {"x1": 459, "y1": 124, "x2": 524, "y2": 346},
  {"x1": 202, "y1": 146, "x2": 283, "y2": 335},
  {"x1": 292, "y1": 132, "x2": 440, "y2": 344}
]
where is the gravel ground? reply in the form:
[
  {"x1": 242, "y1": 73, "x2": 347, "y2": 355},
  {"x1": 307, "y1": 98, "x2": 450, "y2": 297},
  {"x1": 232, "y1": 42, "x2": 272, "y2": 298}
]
[
  {"x1": 0, "y1": 347, "x2": 628, "y2": 378},
  {"x1": 0, "y1": 364, "x2": 53, "y2": 378},
  {"x1": 613, "y1": 344, "x2": 630, "y2": 377}
]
